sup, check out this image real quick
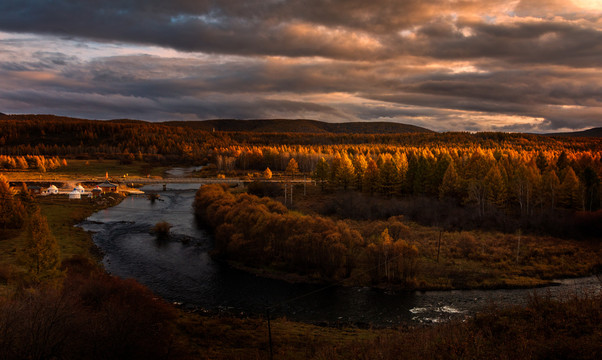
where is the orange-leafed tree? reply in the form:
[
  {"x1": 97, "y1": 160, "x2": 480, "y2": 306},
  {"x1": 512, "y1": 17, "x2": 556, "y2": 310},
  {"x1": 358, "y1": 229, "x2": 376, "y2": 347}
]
[
  {"x1": 313, "y1": 157, "x2": 329, "y2": 191},
  {"x1": 286, "y1": 158, "x2": 299, "y2": 178},
  {"x1": 362, "y1": 158, "x2": 380, "y2": 195},
  {"x1": 439, "y1": 161, "x2": 462, "y2": 200},
  {"x1": 336, "y1": 153, "x2": 355, "y2": 190},
  {"x1": 263, "y1": 167, "x2": 272, "y2": 180},
  {"x1": 0, "y1": 175, "x2": 26, "y2": 229}
]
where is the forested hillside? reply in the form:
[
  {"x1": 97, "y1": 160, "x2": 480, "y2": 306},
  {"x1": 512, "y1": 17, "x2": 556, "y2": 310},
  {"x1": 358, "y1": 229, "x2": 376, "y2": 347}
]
[{"x1": 1, "y1": 114, "x2": 601, "y2": 215}]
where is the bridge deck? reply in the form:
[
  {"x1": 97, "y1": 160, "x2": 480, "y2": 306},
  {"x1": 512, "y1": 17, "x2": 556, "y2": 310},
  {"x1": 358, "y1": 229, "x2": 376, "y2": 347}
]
[{"x1": 10, "y1": 177, "x2": 312, "y2": 185}]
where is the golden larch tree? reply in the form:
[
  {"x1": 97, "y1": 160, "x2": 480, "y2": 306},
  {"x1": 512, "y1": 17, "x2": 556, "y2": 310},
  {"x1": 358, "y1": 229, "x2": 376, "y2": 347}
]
[{"x1": 20, "y1": 208, "x2": 62, "y2": 284}]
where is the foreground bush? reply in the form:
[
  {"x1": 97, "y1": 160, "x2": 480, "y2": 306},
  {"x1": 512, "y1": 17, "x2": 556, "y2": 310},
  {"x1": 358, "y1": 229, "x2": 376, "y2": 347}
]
[{"x1": 0, "y1": 256, "x2": 183, "y2": 360}]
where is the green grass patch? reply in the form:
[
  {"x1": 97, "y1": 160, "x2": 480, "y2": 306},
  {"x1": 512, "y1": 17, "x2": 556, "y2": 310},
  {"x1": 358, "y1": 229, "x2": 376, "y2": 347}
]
[
  {"x1": 0, "y1": 194, "x2": 124, "y2": 274},
  {"x1": 3, "y1": 159, "x2": 168, "y2": 181}
]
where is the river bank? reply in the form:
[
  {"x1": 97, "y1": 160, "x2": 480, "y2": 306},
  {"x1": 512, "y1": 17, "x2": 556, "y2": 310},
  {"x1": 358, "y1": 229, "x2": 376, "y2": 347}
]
[
  {"x1": 74, "y1": 183, "x2": 601, "y2": 327},
  {"x1": 195, "y1": 184, "x2": 601, "y2": 293},
  {"x1": 220, "y1": 258, "x2": 596, "y2": 292}
]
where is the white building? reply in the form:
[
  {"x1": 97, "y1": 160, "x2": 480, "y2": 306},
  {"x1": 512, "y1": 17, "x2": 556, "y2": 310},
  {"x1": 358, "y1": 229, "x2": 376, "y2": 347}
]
[
  {"x1": 46, "y1": 185, "x2": 58, "y2": 195},
  {"x1": 68, "y1": 188, "x2": 81, "y2": 199}
]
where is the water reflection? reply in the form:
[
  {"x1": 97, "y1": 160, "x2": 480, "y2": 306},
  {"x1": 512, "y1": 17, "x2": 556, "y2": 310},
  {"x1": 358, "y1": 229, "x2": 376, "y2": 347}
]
[{"x1": 79, "y1": 185, "x2": 601, "y2": 326}]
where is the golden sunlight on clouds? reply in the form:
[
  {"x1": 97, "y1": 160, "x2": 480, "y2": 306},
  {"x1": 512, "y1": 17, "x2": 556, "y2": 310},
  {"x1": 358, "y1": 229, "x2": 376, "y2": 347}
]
[
  {"x1": 451, "y1": 111, "x2": 547, "y2": 131},
  {"x1": 285, "y1": 22, "x2": 383, "y2": 52},
  {"x1": 572, "y1": 0, "x2": 602, "y2": 10},
  {"x1": 17, "y1": 71, "x2": 58, "y2": 81}
]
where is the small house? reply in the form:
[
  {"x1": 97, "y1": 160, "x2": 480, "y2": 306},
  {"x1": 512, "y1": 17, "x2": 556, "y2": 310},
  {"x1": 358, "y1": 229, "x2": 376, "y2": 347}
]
[
  {"x1": 27, "y1": 185, "x2": 42, "y2": 195},
  {"x1": 97, "y1": 180, "x2": 117, "y2": 193},
  {"x1": 91, "y1": 187, "x2": 102, "y2": 198},
  {"x1": 69, "y1": 188, "x2": 81, "y2": 200},
  {"x1": 75, "y1": 184, "x2": 85, "y2": 193},
  {"x1": 46, "y1": 185, "x2": 58, "y2": 195}
]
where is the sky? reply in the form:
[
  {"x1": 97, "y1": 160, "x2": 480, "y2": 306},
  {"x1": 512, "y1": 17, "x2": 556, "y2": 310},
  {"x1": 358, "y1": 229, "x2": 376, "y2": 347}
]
[{"x1": 1, "y1": 0, "x2": 602, "y2": 132}]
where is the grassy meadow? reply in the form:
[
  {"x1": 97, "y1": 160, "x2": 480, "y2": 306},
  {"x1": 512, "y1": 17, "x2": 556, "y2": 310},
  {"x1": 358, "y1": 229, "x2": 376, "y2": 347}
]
[
  {"x1": 0, "y1": 194, "x2": 123, "y2": 286},
  {"x1": 2, "y1": 159, "x2": 168, "y2": 181}
]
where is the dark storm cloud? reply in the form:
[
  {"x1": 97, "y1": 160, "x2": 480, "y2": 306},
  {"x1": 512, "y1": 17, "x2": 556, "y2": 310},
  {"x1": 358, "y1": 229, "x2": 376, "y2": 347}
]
[
  {"x1": 0, "y1": 0, "x2": 393, "y2": 59},
  {"x1": 1, "y1": 0, "x2": 602, "y2": 131},
  {"x1": 410, "y1": 18, "x2": 602, "y2": 67},
  {"x1": 4, "y1": 0, "x2": 601, "y2": 65},
  {"x1": 3, "y1": 48, "x2": 602, "y2": 130},
  {"x1": 0, "y1": 84, "x2": 346, "y2": 122}
]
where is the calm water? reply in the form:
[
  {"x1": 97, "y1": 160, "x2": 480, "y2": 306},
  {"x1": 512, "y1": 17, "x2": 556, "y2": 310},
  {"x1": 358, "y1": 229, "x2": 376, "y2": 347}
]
[{"x1": 79, "y1": 183, "x2": 601, "y2": 326}]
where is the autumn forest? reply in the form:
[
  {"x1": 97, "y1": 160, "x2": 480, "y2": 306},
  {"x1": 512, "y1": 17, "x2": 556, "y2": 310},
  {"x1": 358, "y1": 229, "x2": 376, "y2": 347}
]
[{"x1": 1, "y1": 114, "x2": 601, "y2": 359}]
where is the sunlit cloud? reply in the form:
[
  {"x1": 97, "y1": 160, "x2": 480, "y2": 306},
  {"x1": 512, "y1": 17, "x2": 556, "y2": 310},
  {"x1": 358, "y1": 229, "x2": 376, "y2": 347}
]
[{"x1": 0, "y1": 1, "x2": 601, "y2": 131}]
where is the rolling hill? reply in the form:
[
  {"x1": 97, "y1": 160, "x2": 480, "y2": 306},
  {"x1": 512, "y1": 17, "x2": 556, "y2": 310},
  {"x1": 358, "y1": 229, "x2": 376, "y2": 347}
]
[
  {"x1": 0, "y1": 114, "x2": 433, "y2": 134},
  {"x1": 548, "y1": 127, "x2": 602, "y2": 138},
  {"x1": 163, "y1": 119, "x2": 433, "y2": 134}
]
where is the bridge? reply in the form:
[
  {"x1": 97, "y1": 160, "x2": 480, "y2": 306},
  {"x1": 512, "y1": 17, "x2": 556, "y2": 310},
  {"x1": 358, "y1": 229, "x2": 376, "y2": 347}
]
[{"x1": 10, "y1": 177, "x2": 312, "y2": 186}]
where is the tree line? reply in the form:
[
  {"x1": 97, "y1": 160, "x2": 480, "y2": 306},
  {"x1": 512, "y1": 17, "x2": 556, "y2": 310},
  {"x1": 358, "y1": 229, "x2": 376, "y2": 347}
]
[
  {"x1": 0, "y1": 155, "x2": 67, "y2": 172},
  {"x1": 1, "y1": 116, "x2": 600, "y2": 213},
  {"x1": 2, "y1": 115, "x2": 602, "y2": 166},
  {"x1": 194, "y1": 184, "x2": 419, "y2": 285},
  {"x1": 211, "y1": 143, "x2": 601, "y2": 213}
]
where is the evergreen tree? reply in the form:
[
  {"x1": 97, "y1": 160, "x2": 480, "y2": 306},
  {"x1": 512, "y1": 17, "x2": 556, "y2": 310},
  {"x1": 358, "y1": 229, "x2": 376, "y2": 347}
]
[
  {"x1": 329, "y1": 154, "x2": 342, "y2": 184},
  {"x1": 313, "y1": 157, "x2": 329, "y2": 191},
  {"x1": 556, "y1": 151, "x2": 569, "y2": 172},
  {"x1": 412, "y1": 156, "x2": 430, "y2": 195},
  {"x1": 380, "y1": 158, "x2": 400, "y2": 196},
  {"x1": 580, "y1": 166, "x2": 600, "y2": 211},
  {"x1": 439, "y1": 161, "x2": 462, "y2": 200},
  {"x1": 535, "y1": 151, "x2": 549, "y2": 173},
  {"x1": 336, "y1": 153, "x2": 355, "y2": 190},
  {"x1": 352, "y1": 154, "x2": 368, "y2": 190},
  {"x1": 393, "y1": 152, "x2": 409, "y2": 189},
  {"x1": 432, "y1": 154, "x2": 452, "y2": 196},
  {"x1": 362, "y1": 159, "x2": 380, "y2": 195},
  {"x1": 558, "y1": 167, "x2": 581, "y2": 209},
  {"x1": 20, "y1": 208, "x2": 62, "y2": 284},
  {"x1": 541, "y1": 168, "x2": 560, "y2": 209},
  {"x1": 485, "y1": 164, "x2": 507, "y2": 208}
]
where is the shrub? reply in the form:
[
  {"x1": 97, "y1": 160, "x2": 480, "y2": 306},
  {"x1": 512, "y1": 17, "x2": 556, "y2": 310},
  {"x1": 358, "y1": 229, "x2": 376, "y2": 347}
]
[
  {"x1": 151, "y1": 221, "x2": 172, "y2": 239},
  {"x1": 0, "y1": 262, "x2": 183, "y2": 360}
]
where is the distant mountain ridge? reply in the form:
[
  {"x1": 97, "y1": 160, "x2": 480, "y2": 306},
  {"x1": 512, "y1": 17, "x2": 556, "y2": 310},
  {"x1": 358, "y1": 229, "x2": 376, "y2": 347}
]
[
  {"x1": 547, "y1": 127, "x2": 602, "y2": 138},
  {"x1": 0, "y1": 114, "x2": 433, "y2": 134},
  {"x1": 163, "y1": 119, "x2": 433, "y2": 134}
]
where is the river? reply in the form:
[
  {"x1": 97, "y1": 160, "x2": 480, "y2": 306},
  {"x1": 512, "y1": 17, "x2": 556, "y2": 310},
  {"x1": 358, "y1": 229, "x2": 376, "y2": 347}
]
[{"x1": 78, "y1": 183, "x2": 601, "y2": 326}]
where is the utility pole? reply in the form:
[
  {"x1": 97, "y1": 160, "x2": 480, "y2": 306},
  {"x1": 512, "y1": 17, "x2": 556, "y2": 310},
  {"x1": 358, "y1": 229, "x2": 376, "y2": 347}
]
[
  {"x1": 436, "y1": 230, "x2": 442, "y2": 263},
  {"x1": 304, "y1": 175, "x2": 306, "y2": 196},
  {"x1": 284, "y1": 183, "x2": 287, "y2": 205},
  {"x1": 266, "y1": 309, "x2": 274, "y2": 360},
  {"x1": 516, "y1": 229, "x2": 521, "y2": 264},
  {"x1": 290, "y1": 183, "x2": 293, "y2": 205}
]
